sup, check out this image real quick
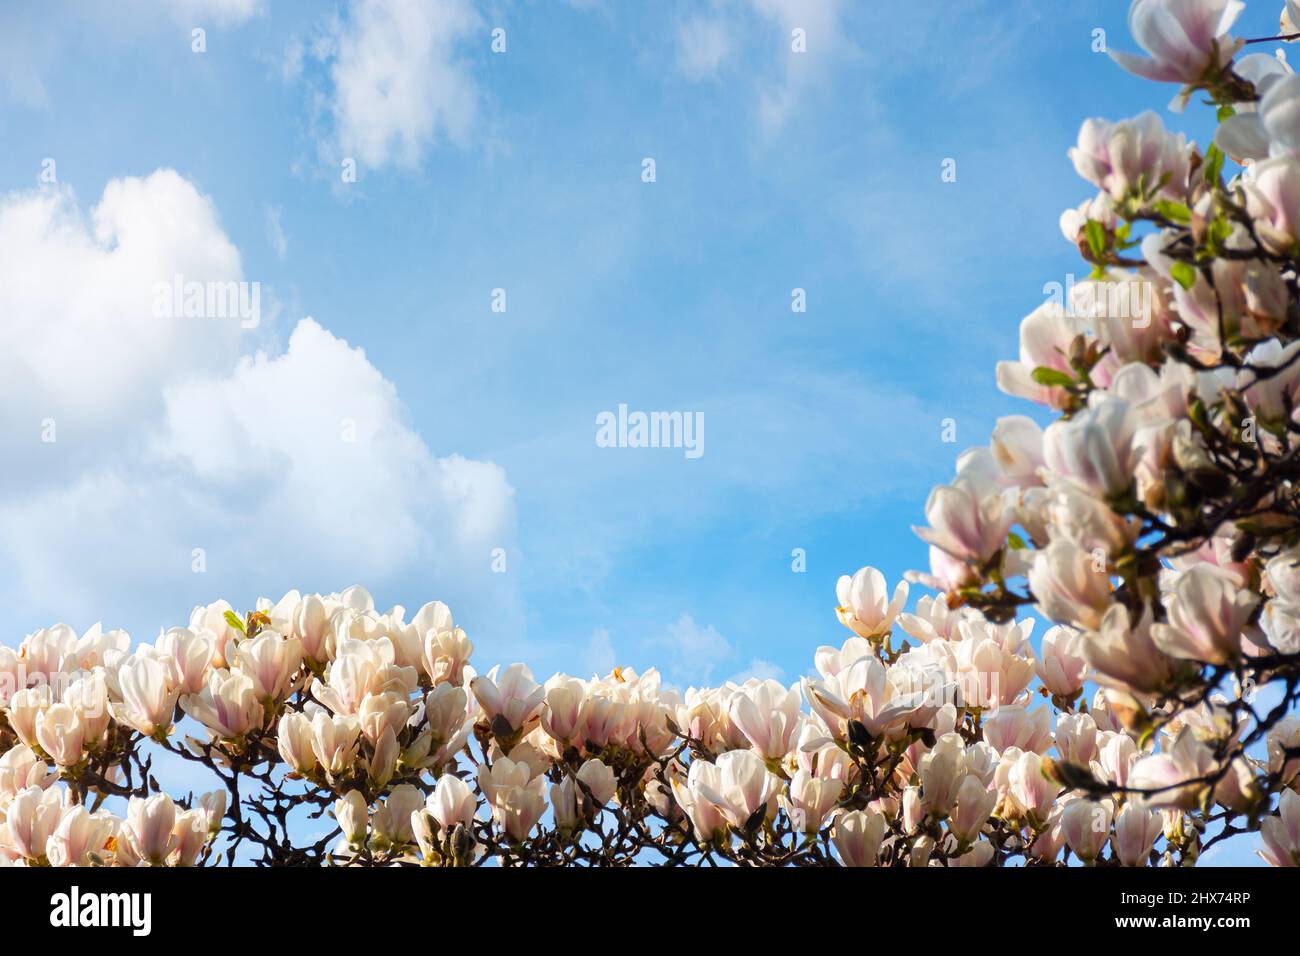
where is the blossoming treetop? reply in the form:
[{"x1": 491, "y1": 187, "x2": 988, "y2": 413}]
[{"x1": 3, "y1": 0, "x2": 1300, "y2": 867}]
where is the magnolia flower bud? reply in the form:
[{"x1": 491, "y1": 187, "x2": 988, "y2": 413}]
[
  {"x1": 181, "y1": 670, "x2": 264, "y2": 740},
  {"x1": 234, "y1": 630, "x2": 303, "y2": 704},
  {"x1": 427, "y1": 773, "x2": 478, "y2": 832},
  {"x1": 115, "y1": 653, "x2": 180, "y2": 739},
  {"x1": 171, "y1": 809, "x2": 209, "y2": 867},
  {"x1": 335, "y1": 790, "x2": 369, "y2": 847},
  {"x1": 1035, "y1": 626, "x2": 1088, "y2": 700},
  {"x1": 1061, "y1": 798, "x2": 1113, "y2": 863},
  {"x1": 35, "y1": 703, "x2": 85, "y2": 768},
  {"x1": 421, "y1": 626, "x2": 473, "y2": 687},
  {"x1": 834, "y1": 566, "x2": 908, "y2": 640},
  {"x1": 1112, "y1": 803, "x2": 1163, "y2": 866},
  {"x1": 831, "y1": 808, "x2": 885, "y2": 867},
  {"x1": 780, "y1": 770, "x2": 844, "y2": 834},
  {"x1": 310, "y1": 710, "x2": 362, "y2": 778},
  {"x1": 8, "y1": 686, "x2": 51, "y2": 751},
  {"x1": 949, "y1": 775, "x2": 997, "y2": 843},
  {"x1": 541, "y1": 676, "x2": 585, "y2": 744},
  {"x1": 277, "y1": 711, "x2": 318, "y2": 774},
  {"x1": 124, "y1": 793, "x2": 180, "y2": 865},
  {"x1": 155, "y1": 627, "x2": 214, "y2": 695},
  {"x1": 371, "y1": 785, "x2": 423, "y2": 849},
  {"x1": 728, "y1": 679, "x2": 802, "y2": 762}
]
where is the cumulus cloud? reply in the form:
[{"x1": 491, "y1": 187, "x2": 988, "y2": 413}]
[
  {"x1": 167, "y1": 0, "x2": 265, "y2": 25},
  {"x1": 661, "y1": 613, "x2": 734, "y2": 683},
  {"x1": 728, "y1": 659, "x2": 785, "y2": 684},
  {"x1": 0, "y1": 170, "x2": 516, "y2": 637},
  {"x1": 322, "y1": 0, "x2": 482, "y2": 170}
]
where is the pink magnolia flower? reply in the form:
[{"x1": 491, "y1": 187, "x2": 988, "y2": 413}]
[
  {"x1": 831, "y1": 808, "x2": 886, "y2": 867},
  {"x1": 1070, "y1": 111, "x2": 1193, "y2": 200},
  {"x1": 1042, "y1": 398, "x2": 1141, "y2": 499},
  {"x1": 46, "y1": 806, "x2": 115, "y2": 867},
  {"x1": 1112, "y1": 803, "x2": 1164, "y2": 866},
  {"x1": 949, "y1": 775, "x2": 998, "y2": 843},
  {"x1": 1035, "y1": 626, "x2": 1088, "y2": 699},
  {"x1": 913, "y1": 481, "x2": 1013, "y2": 565},
  {"x1": 984, "y1": 705, "x2": 1053, "y2": 754},
  {"x1": 728, "y1": 679, "x2": 803, "y2": 762},
  {"x1": 1109, "y1": 0, "x2": 1245, "y2": 86},
  {"x1": 1061, "y1": 798, "x2": 1114, "y2": 863},
  {"x1": 470, "y1": 663, "x2": 545, "y2": 735},
  {"x1": 1028, "y1": 540, "x2": 1114, "y2": 631},
  {"x1": 996, "y1": 303, "x2": 1084, "y2": 409},
  {"x1": 1151, "y1": 564, "x2": 1258, "y2": 664},
  {"x1": 1259, "y1": 789, "x2": 1300, "y2": 867},
  {"x1": 123, "y1": 793, "x2": 181, "y2": 865},
  {"x1": 1129, "y1": 727, "x2": 1218, "y2": 809},
  {"x1": 1054, "y1": 712, "x2": 1101, "y2": 766},
  {"x1": 1082, "y1": 603, "x2": 1177, "y2": 694},
  {"x1": 779, "y1": 770, "x2": 844, "y2": 834},
  {"x1": 1245, "y1": 156, "x2": 1300, "y2": 255},
  {"x1": 834, "y1": 566, "x2": 908, "y2": 640}
]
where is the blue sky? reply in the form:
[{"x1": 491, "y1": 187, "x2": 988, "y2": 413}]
[{"x1": 0, "y1": 0, "x2": 1274, "y2": 714}]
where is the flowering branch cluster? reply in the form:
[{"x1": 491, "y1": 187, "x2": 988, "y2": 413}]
[{"x1": 5, "y1": 0, "x2": 1300, "y2": 868}]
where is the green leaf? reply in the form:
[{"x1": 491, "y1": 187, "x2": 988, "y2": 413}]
[
  {"x1": 1204, "y1": 142, "x2": 1225, "y2": 185},
  {"x1": 1084, "y1": 218, "x2": 1107, "y2": 260},
  {"x1": 1170, "y1": 261, "x2": 1198, "y2": 290},
  {"x1": 1007, "y1": 532, "x2": 1027, "y2": 551},
  {"x1": 223, "y1": 610, "x2": 247, "y2": 635},
  {"x1": 1031, "y1": 366, "x2": 1075, "y2": 388},
  {"x1": 1217, "y1": 105, "x2": 1235, "y2": 122},
  {"x1": 1153, "y1": 199, "x2": 1191, "y2": 224}
]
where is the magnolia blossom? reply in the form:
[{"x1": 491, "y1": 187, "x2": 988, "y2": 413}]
[
  {"x1": 1113, "y1": 803, "x2": 1164, "y2": 866},
  {"x1": 1259, "y1": 789, "x2": 1300, "y2": 867},
  {"x1": 1109, "y1": 0, "x2": 1245, "y2": 86},
  {"x1": 1129, "y1": 728, "x2": 1218, "y2": 810},
  {"x1": 470, "y1": 664, "x2": 545, "y2": 736},
  {"x1": 831, "y1": 808, "x2": 886, "y2": 867},
  {"x1": 1061, "y1": 798, "x2": 1113, "y2": 863},
  {"x1": 1152, "y1": 564, "x2": 1258, "y2": 664},
  {"x1": 996, "y1": 302, "x2": 1084, "y2": 409},
  {"x1": 1070, "y1": 111, "x2": 1192, "y2": 200},
  {"x1": 1035, "y1": 626, "x2": 1087, "y2": 699},
  {"x1": 114, "y1": 654, "x2": 181, "y2": 739},
  {"x1": 835, "y1": 566, "x2": 908, "y2": 640},
  {"x1": 728, "y1": 679, "x2": 803, "y2": 763},
  {"x1": 1028, "y1": 541, "x2": 1113, "y2": 631}
]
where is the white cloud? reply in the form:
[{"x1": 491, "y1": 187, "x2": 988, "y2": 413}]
[
  {"x1": 166, "y1": 0, "x2": 265, "y2": 25},
  {"x1": 0, "y1": 170, "x2": 516, "y2": 638},
  {"x1": 728, "y1": 659, "x2": 784, "y2": 684},
  {"x1": 674, "y1": 0, "x2": 846, "y2": 134},
  {"x1": 323, "y1": 0, "x2": 482, "y2": 169},
  {"x1": 676, "y1": 16, "x2": 732, "y2": 80},
  {"x1": 264, "y1": 204, "x2": 288, "y2": 259},
  {"x1": 661, "y1": 613, "x2": 734, "y2": 683},
  {"x1": 582, "y1": 628, "x2": 616, "y2": 676}
]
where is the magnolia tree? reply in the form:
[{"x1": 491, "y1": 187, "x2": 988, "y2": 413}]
[{"x1": 6, "y1": 0, "x2": 1300, "y2": 869}]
